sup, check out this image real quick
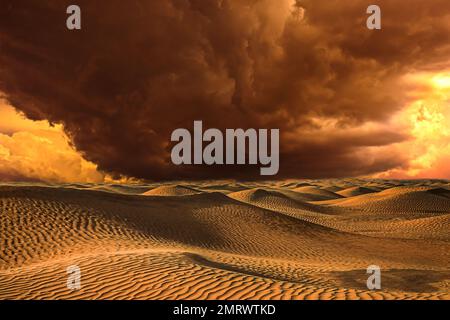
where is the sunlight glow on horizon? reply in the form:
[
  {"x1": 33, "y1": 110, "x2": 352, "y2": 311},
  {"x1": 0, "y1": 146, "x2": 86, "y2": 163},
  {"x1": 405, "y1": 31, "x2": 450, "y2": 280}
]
[
  {"x1": 378, "y1": 69, "x2": 450, "y2": 179},
  {"x1": 432, "y1": 73, "x2": 450, "y2": 90}
]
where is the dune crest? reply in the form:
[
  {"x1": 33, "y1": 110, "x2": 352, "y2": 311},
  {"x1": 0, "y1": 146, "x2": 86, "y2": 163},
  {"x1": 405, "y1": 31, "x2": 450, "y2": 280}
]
[
  {"x1": 337, "y1": 186, "x2": 377, "y2": 197},
  {"x1": 142, "y1": 185, "x2": 202, "y2": 196}
]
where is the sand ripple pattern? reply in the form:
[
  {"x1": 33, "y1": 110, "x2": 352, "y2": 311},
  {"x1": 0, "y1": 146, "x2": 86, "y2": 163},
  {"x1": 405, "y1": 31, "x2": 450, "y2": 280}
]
[{"x1": 0, "y1": 180, "x2": 449, "y2": 300}]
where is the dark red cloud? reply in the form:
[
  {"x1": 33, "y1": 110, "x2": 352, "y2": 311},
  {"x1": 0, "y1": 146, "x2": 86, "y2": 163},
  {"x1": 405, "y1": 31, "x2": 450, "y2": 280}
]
[{"x1": 0, "y1": 0, "x2": 449, "y2": 180}]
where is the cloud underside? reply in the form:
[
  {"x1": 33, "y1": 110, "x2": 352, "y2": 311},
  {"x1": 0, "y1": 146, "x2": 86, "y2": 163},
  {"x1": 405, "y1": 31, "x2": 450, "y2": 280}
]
[{"x1": 0, "y1": 0, "x2": 449, "y2": 180}]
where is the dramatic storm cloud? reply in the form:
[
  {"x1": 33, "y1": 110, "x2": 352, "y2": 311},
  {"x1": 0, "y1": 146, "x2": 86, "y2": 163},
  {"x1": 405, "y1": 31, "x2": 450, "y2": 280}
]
[{"x1": 0, "y1": 0, "x2": 449, "y2": 180}]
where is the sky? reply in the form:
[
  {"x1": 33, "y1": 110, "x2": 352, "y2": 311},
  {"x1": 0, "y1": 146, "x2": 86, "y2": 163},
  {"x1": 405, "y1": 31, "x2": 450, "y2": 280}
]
[{"x1": 0, "y1": 0, "x2": 449, "y2": 182}]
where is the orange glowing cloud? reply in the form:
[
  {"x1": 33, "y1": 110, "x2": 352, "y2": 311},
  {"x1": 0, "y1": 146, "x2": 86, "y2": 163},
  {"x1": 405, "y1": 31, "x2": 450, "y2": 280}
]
[
  {"x1": 0, "y1": 98, "x2": 104, "y2": 183},
  {"x1": 377, "y1": 71, "x2": 450, "y2": 179}
]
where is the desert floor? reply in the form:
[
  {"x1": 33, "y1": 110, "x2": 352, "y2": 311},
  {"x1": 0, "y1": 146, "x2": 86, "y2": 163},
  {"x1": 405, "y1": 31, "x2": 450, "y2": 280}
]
[{"x1": 0, "y1": 179, "x2": 449, "y2": 300}]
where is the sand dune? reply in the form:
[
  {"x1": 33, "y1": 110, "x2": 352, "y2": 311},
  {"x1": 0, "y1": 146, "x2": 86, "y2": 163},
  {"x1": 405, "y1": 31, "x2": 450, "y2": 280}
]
[
  {"x1": 291, "y1": 186, "x2": 343, "y2": 201},
  {"x1": 322, "y1": 186, "x2": 345, "y2": 192},
  {"x1": 321, "y1": 186, "x2": 450, "y2": 215},
  {"x1": 0, "y1": 180, "x2": 449, "y2": 300},
  {"x1": 337, "y1": 186, "x2": 377, "y2": 197},
  {"x1": 142, "y1": 184, "x2": 203, "y2": 196}
]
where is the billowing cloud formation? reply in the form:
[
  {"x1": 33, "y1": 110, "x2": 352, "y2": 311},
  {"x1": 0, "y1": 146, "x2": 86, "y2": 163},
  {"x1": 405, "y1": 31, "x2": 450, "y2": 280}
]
[
  {"x1": 378, "y1": 72, "x2": 450, "y2": 179},
  {"x1": 0, "y1": 0, "x2": 449, "y2": 180},
  {"x1": 0, "y1": 100, "x2": 104, "y2": 182}
]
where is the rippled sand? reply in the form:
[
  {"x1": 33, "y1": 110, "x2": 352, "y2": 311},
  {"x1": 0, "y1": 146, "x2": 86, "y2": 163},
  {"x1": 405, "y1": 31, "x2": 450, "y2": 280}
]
[{"x1": 0, "y1": 180, "x2": 449, "y2": 300}]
